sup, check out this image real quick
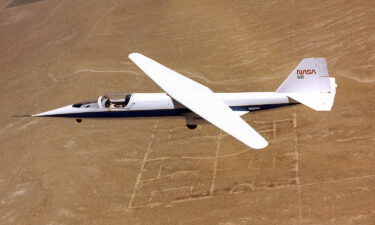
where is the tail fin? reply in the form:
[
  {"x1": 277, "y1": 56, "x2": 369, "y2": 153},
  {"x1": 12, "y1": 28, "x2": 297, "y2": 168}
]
[{"x1": 276, "y1": 58, "x2": 337, "y2": 111}]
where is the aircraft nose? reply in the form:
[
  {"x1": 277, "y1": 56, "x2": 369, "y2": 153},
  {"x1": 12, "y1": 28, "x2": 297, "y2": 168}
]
[{"x1": 32, "y1": 105, "x2": 74, "y2": 117}]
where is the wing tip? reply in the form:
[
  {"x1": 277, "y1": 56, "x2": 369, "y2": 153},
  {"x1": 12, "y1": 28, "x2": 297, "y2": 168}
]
[
  {"x1": 241, "y1": 133, "x2": 269, "y2": 149},
  {"x1": 128, "y1": 52, "x2": 142, "y2": 60},
  {"x1": 250, "y1": 140, "x2": 269, "y2": 150}
]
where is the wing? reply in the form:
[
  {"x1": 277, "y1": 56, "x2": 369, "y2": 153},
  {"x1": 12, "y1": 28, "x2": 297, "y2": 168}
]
[{"x1": 129, "y1": 53, "x2": 268, "y2": 149}]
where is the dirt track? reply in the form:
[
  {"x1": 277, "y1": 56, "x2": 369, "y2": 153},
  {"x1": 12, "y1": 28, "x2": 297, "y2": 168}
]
[{"x1": 0, "y1": 0, "x2": 374, "y2": 224}]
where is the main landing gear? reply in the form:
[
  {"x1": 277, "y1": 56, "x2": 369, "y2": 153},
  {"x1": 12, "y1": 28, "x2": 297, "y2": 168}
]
[
  {"x1": 76, "y1": 119, "x2": 83, "y2": 123},
  {"x1": 186, "y1": 124, "x2": 197, "y2": 129}
]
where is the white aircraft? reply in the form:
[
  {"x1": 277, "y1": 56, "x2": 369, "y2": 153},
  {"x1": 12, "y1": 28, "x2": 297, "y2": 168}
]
[{"x1": 32, "y1": 53, "x2": 337, "y2": 149}]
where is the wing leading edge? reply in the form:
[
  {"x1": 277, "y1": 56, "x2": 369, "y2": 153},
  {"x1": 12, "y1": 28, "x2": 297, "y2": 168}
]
[{"x1": 128, "y1": 53, "x2": 268, "y2": 149}]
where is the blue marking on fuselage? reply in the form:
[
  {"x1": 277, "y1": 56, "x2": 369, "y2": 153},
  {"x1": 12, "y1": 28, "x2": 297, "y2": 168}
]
[{"x1": 41, "y1": 103, "x2": 299, "y2": 118}]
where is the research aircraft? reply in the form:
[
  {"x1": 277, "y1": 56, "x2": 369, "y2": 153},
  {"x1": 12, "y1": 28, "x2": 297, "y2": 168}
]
[{"x1": 31, "y1": 53, "x2": 337, "y2": 149}]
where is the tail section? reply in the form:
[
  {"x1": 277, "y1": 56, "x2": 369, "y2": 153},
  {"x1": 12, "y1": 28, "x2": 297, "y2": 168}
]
[{"x1": 276, "y1": 58, "x2": 337, "y2": 111}]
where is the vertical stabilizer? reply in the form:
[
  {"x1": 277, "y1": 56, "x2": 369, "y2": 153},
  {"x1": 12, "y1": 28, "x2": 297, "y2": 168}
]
[{"x1": 276, "y1": 58, "x2": 336, "y2": 111}]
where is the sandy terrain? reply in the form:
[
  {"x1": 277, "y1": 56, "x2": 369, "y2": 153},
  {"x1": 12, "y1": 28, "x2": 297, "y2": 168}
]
[{"x1": 0, "y1": 0, "x2": 374, "y2": 224}]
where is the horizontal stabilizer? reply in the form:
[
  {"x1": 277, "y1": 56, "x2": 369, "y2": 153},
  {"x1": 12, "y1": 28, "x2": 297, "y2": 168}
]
[{"x1": 287, "y1": 78, "x2": 336, "y2": 111}]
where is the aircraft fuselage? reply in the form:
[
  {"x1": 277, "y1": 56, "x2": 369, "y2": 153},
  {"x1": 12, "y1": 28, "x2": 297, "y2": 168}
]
[{"x1": 33, "y1": 92, "x2": 297, "y2": 119}]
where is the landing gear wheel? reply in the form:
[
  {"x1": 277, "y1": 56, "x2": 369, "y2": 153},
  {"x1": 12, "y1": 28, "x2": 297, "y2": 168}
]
[
  {"x1": 76, "y1": 119, "x2": 83, "y2": 123},
  {"x1": 186, "y1": 124, "x2": 197, "y2": 129}
]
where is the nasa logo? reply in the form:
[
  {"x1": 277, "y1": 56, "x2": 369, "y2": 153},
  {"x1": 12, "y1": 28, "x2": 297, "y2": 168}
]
[{"x1": 297, "y1": 69, "x2": 316, "y2": 75}]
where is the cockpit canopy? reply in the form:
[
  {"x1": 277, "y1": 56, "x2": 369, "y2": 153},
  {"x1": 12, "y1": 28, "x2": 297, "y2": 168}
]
[
  {"x1": 72, "y1": 100, "x2": 98, "y2": 109},
  {"x1": 98, "y1": 93, "x2": 132, "y2": 109}
]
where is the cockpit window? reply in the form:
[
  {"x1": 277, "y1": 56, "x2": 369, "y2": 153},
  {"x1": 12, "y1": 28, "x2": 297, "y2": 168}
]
[
  {"x1": 99, "y1": 93, "x2": 132, "y2": 109},
  {"x1": 72, "y1": 100, "x2": 97, "y2": 108}
]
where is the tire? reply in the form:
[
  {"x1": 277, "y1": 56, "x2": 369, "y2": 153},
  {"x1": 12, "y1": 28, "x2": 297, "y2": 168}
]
[{"x1": 186, "y1": 124, "x2": 197, "y2": 129}]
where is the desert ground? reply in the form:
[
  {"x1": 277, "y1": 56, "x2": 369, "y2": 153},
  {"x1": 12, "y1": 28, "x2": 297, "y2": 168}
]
[{"x1": 0, "y1": 0, "x2": 374, "y2": 224}]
